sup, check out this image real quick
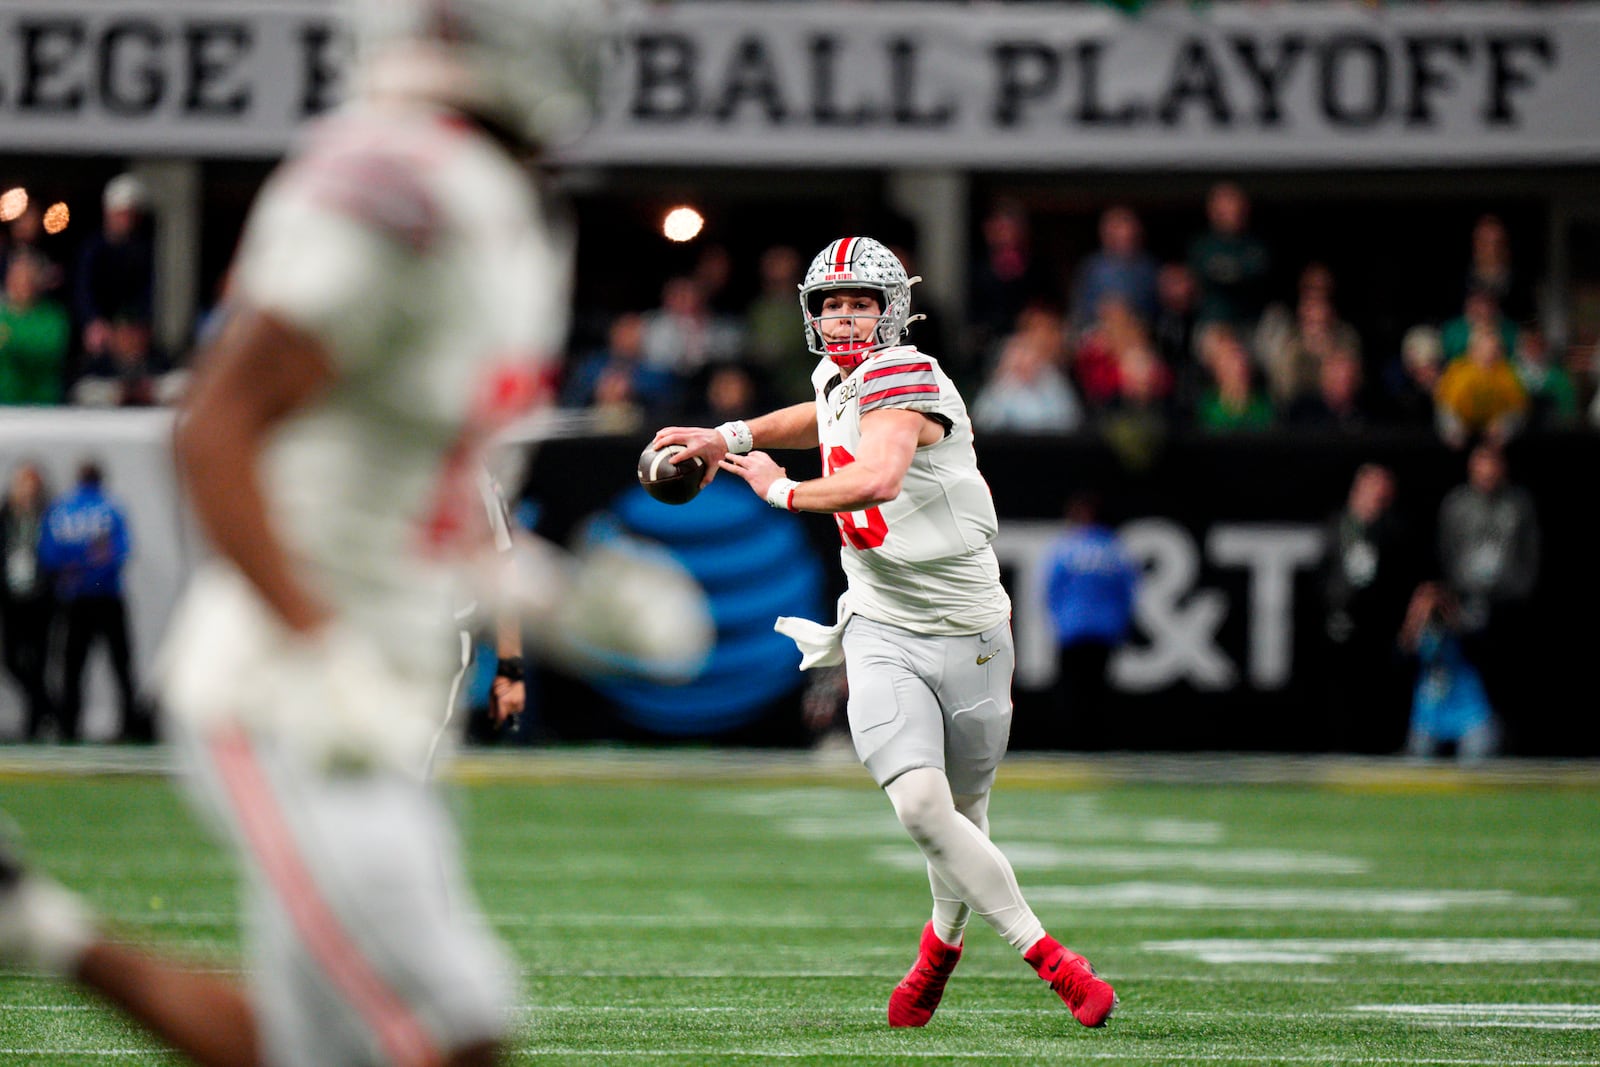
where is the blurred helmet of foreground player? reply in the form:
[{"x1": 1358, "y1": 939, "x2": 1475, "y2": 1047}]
[{"x1": 350, "y1": 0, "x2": 613, "y2": 149}]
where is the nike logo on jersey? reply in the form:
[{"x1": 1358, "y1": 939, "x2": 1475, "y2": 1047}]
[
  {"x1": 976, "y1": 652, "x2": 998, "y2": 665},
  {"x1": 832, "y1": 377, "x2": 859, "y2": 420}
]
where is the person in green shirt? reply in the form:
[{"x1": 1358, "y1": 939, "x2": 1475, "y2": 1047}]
[
  {"x1": 1187, "y1": 182, "x2": 1270, "y2": 329},
  {"x1": 0, "y1": 253, "x2": 69, "y2": 405},
  {"x1": 1513, "y1": 326, "x2": 1578, "y2": 430},
  {"x1": 1195, "y1": 323, "x2": 1276, "y2": 433}
]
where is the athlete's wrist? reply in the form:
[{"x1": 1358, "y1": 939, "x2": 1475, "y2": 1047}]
[
  {"x1": 716, "y1": 420, "x2": 753, "y2": 455},
  {"x1": 765, "y1": 477, "x2": 800, "y2": 511},
  {"x1": 494, "y1": 655, "x2": 525, "y2": 683}
]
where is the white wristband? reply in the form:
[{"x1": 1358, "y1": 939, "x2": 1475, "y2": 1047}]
[
  {"x1": 716, "y1": 420, "x2": 753, "y2": 455},
  {"x1": 765, "y1": 478, "x2": 800, "y2": 511}
]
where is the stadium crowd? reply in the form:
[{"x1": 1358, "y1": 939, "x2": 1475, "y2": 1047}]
[
  {"x1": 1, "y1": 173, "x2": 1595, "y2": 449},
  {"x1": 554, "y1": 184, "x2": 1593, "y2": 452}
]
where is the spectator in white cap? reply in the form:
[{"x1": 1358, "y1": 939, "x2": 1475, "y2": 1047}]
[{"x1": 73, "y1": 173, "x2": 154, "y2": 363}]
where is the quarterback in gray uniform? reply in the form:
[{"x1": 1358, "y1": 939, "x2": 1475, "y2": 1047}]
[{"x1": 653, "y1": 236, "x2": 1117, "y2": 1030}]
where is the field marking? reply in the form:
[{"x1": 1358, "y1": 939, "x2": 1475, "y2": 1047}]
[
  {"x1": 507, "y1": 969, "x2": 1582, "y2": 985},
  {"x1": 1031, "y1": 883, "x2": 1570, "y2": 913},
  {"x1": 510, "y1": 1053, "x2": 1600, "y2": 1065},
  {"x1": 0, "y1": 1005, "x2": 99, "y2": 1012},
  {"x1": 103, "y1": 910, "x2": 1315, "y2": 932},
  {"x1": 881, "y1": 844, "x2": 1368, "y2": 876},
  {"x1": 1146, "y1": 939, "x2": 1600, "y2": 965},
  {"x1": 1352, "y1": 1003, "x2": 1600, "y2": 1030},
  {"x1": 0, "y1": 1053, "x2": 156, "y2": 1059}
]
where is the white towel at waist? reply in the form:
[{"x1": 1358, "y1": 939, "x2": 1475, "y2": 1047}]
[{"x1": 774, "y1": 593, "x2": 853, "y2": 670}]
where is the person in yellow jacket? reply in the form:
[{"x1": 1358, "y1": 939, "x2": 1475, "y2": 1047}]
[{"x1": 1434, "y1": 329, "x2": 1527, "y2": 447}]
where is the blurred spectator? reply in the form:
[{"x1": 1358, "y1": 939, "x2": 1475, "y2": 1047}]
[
  {"x1": 971, "y1": 329, "x2": 1083, "y2": 433},
  {"x1": 1381, "y1": 325, "x2": 1444, "y2": 427},
  {"x1": 1440, "y1": 287, "x2": 1517, "y2": 364},
  {"x1": 1072, "y1": 295, "x2": 1164, "y2": 410},
  {"x1": 562, "y1": 311, "x2": 677, "y2": 419},
  {"x1": 0, "y1": 202, "x2": 66, "y2": 295},
  {"x1": 1187, "y1": 181, "x2": 1270, "y2": 328},
  {"x1": 1434, "y1": 327, "x2": 1526, "y2": 448},
  {"x1": 640, "y1": 275, "x2": 745, "y2": 385},
  {"x1": 1, "y1": 461, "x2": 55, "y2": 740},
  {"x1": 37, "y1": 461, "x2": 148, "y2": 743},
  {"x1": 1464, "y1": 213, "x2": 1531, "y2": 323},
  {"x1": 1437, "y1": 443, "x2": 1538, "y2": 730},
  {"x1": 1286, "y1": 345, "x2": 1369, "y2": 432},
  {"x1": 69, "y1": 316, "x2": 183, "y2": 407},
  {"x1": 692, "y1": 243, "x2": 739, "y2": 314},
  {"x1": 1256, "y1": 280, "x2": 1362, "y2": 409},
  {"x1": 1070, "y1": 205, "x2": 1160, "y2": 331},
  {"x1": 969, "y1": 197, "x2": 1049, "y2": 358},
  {"x1": 1513, "y1": 325, "x2": 1578, "y2": 430},
  {"x1": 1152, "y1": 263, "x2": 1201, "y2": 413},
  {"x1": 1009, "y1": 301, "x2": 1069, "y2": 360},
  {"x1": 693, "y1": 363, "x2": 761, "y2": 426},
  {"x1": 887, "y1": 242, "x2": 960, "y2": 383},
  {"x1": 1399, "y1": 581, "x2": 1499, "y2": 762},
  {"x1": 73, "y1": 174, "x2": 155, "y2": 362},
  {"x1": 1195, "y1": 324, "x2": 1274, "y2": 433},
  {"x1": 743, "y1": 244, "x2": 814, "y2": 402},
  {"x1": 0, "y1": 252, "x2": 70, "y2": 405},
  {"x1": 1043, "y1": 491, "x2": 1138, "y2": 748},
  {"x1": 587, "y1": 368, "x2": 643, "y2": 432},
  {"x1": 1317, "y1": 464, "x2": 1415, "y2": 753},
  {"x1": 1098, "y1": 343, "x2": 1171, "y2": 472}
]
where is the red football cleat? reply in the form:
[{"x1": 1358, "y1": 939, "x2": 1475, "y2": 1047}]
[
  {"x1": 1024, "y1": 935, "x2": 1117, "y2": 1028},
  {"x1": 887, "y1": 922, "x2": 963, "y2": 1027}
]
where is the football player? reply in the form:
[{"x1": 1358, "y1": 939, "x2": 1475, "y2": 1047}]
[
  {"x1": 653, "y1": 236, "x2": 1117, "y2": 1029},
  {"x1": 0, "y1": 2, "x2": 611, "y2": 1065}
]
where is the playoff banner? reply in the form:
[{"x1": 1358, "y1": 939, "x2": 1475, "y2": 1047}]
[{"x1": 0, "y1": 1, "x2": 1597, "y2": 166}]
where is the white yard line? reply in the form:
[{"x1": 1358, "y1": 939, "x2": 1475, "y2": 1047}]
[
  {"x1": 1146, "y1": 939, "x2": 1600, "y2": 964},
  {"x1": 510, "y1": 1053, "x2": 1600, "y2": 1065}
]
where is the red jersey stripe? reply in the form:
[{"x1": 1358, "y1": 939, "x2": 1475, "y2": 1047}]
[
  {"x1": 862, "y1": 362, "x2": 933, "y2": 381},
  {"x1": 860, "y1": 383, "x2": 940, "y2": 406}
]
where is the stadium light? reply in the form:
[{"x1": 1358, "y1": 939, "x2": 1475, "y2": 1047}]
[
  {"x1": 662, "y1": 205, "x2": 704, "y2": 243},
  {"x1": 0, "y1": 187, "x2": 28, "y2": 223},
  {"x1": 43, "y1": 202, "x2": 70, "y2": 234}
]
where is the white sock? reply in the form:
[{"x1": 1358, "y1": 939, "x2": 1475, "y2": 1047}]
[
  {"x1": 927, "y1": 790, "x2": 992, "y2": 946},
  {"x1": 886, "y1": 768, "x2": 1045, "y2": 953},
  {"x1": 1, "y1": 875, "x2": 96, "y2": 977},
  {"x1": 928, "y1": 867, "x2": 970, "y2": 946}
]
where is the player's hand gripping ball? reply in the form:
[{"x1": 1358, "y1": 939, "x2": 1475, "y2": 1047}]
[{"x1": 637, "y1": 444, "x2": 707, "y2": 505}]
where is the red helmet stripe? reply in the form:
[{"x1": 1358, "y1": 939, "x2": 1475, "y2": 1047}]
[{"x1": 833, "y1": 237, "x2": 857, "y2": 272}]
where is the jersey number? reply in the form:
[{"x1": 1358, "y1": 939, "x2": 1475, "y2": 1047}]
[{"x1": 824, "y1": 446, "x2": 889, "y2": 550}]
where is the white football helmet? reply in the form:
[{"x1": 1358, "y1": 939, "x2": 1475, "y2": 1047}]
[
  {"x1": 349, "y1": 0, "x2": 615, "y2": 148},
  {"x1": 799, "y1": 236, "x2": 921, "y2": 371}
]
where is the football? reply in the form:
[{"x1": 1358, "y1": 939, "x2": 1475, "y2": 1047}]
[{"x1": 637, "y1": 444, "x2": 708, "y2": 505}]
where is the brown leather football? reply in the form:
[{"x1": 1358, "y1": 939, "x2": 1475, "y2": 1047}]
[{"x1": 637, "y1": 444, "x2": 708, "y2": 505}]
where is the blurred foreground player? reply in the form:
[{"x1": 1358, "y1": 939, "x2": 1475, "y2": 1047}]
[
  {"x1": 652, "y1": 237, "x2": 1116, "y2": 1029},
  {"x1": 0, "y1": 2, "x2": 611, "y2": 1064}
]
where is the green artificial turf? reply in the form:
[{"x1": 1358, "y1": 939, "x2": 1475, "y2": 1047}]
[{"x1": 3, "y1": 752, "x2": 1598, "y2": 1065}]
